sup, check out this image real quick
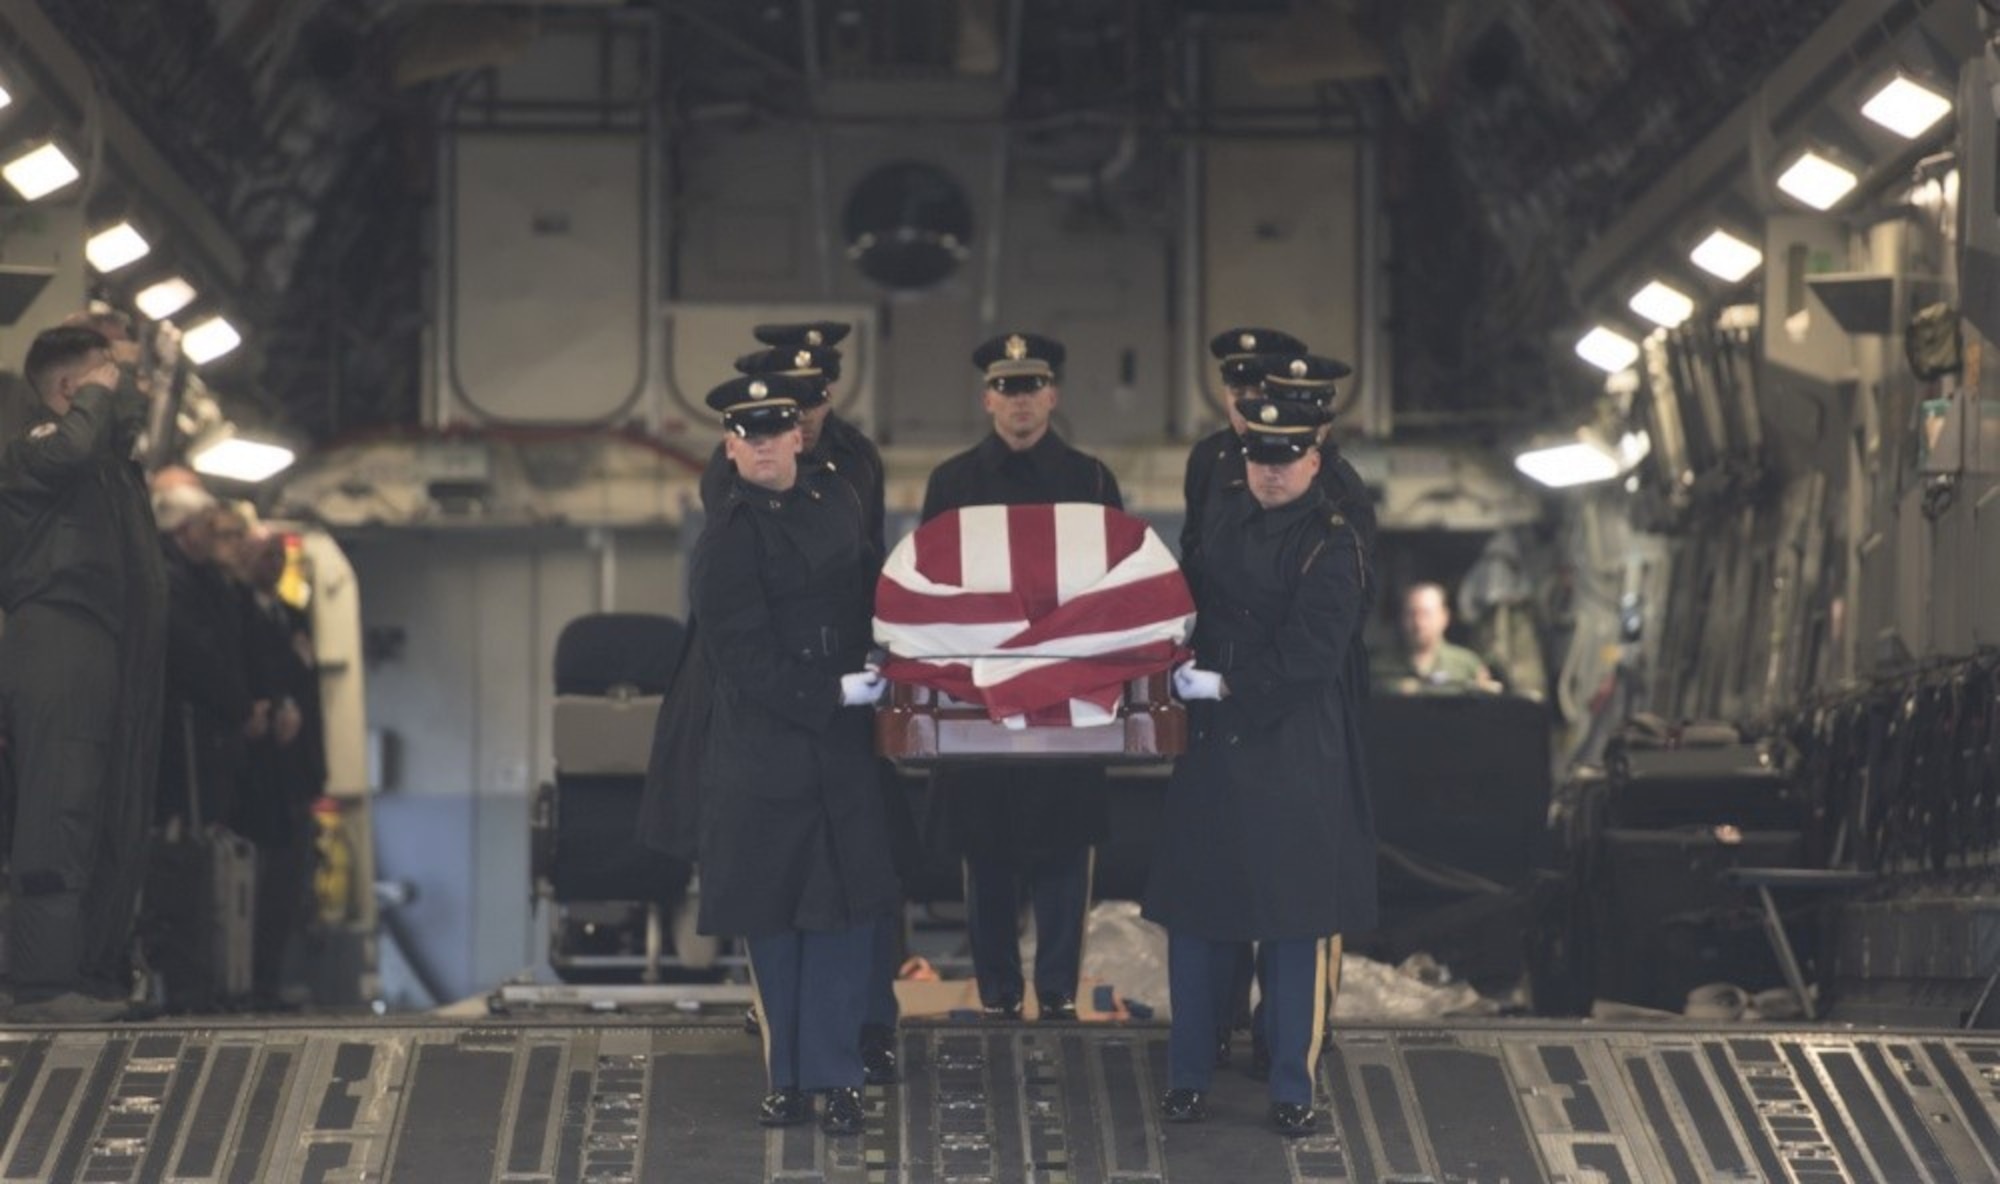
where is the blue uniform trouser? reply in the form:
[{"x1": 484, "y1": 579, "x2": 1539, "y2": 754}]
[
  {"x1": 747, "y1": 925, "x2": 874, "y2": 1091},
  {"x1": 963, "y1": 847, "x2": 1092, "y2": 1008},
  {"x1": 1170, "y1": 932, "x2": 1339, "y2": 1105},
  {"x1": 866, "y1": 914, "x2": 900, "y2": 1028}
]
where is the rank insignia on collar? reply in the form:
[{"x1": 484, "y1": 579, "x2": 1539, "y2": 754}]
[{"x1": 27, "y1": 422, "x2": 56, "y2": 440}]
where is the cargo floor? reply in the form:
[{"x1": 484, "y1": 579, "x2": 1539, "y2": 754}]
[{"x1": 6, "y1": 1016, "x2": 1999, "y2": 1182}]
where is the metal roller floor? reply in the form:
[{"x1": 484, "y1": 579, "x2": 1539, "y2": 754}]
[{"x1": 4, "y1": 1017, "x2": 1999, "y2": 1182}]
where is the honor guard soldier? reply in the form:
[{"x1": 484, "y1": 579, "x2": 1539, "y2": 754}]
[
  {"x1": 1145, "y1": 396, "x2": 1377, "y2": 1137},
  {"x1": 728, "y1": 325, "x2": 907, "y2": 1079},
  {"x1": 651, "y1": 321, "x2": 909, "y2": 1083},
  {"x1": 698, "y1": 321, "x2": 886, "y2": 556},
  {"x1": 1180, "y1": 327, "x2": 1306, "y2": 576},
  {"x1": 920, "y1": 332, "x2": 1122, "y2": 1022},
  {"x1": 1254, "y1": 352, "x2": 1377, "y2": 556},
  {"x1": 0, "y1": 326, "x2": 168, "y2": 1021},
  {"x1": 685, "y1": 373, "x2": 900, "y2": 1136}
]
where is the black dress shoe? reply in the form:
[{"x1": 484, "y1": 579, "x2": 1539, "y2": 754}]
[
  {"x1": 861, "y1": 1024, "x2": 899, "y2": 1085},
  {"x1": 743, "y1": 1005, "x2": 762, "y2": 1037},
  {"x1": 1160, "y1": 1087, "x2": 1207, "y2": 1123},
  {"x1": 1248, "y1": 1033, "x2": 1271, "y2": 1082},
  {"x1": 757, "y1": 1088, "x2": 810, "y2": 1126},
  {"x1": 1037, "y1": 993, "x2": 1077, "y2": 1022},
  {"x1": 820, "y1": 1087, "x2": 865, "y2": 1136},
  {"x1": 981, "y1": 998, "x2": 1023, "y2": 1021},
  {"x1": 1270, "y1": 1101, "x2": 1317, "y2": 1137}
]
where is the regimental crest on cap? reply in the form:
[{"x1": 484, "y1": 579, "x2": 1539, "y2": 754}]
[
  {"x1": 749, "y1": 381, "x2": 769, "y2": 399},
  {"x1": 795, "y1": 350, "x2": 813, "y2": 369},
  {"x1": 805, "y1": 329, "x2": 824, "y2": 346},
  {"x1": 1259, "y1": 403, "x2": 1279, "y2": 424},
  {"x1": 1005, "y1": 334, "x2": 1028, "y2": 361},
  {"x1": 1289, "y1": 359, "x2": 1308, "y2": 379},
  {"x1": 1239, "y1": 332, "x2": 1257, "y2": 351}
]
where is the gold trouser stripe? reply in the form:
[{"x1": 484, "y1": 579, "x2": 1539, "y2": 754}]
[
  {"x1": 747, "y1": 948, "x2": 775, "y2": 1089},
  {"x1": 1305, "y1": 934, "x2": 1343, "y2": 1077},
  {"x1": 1072, "y1": 846, "x2": 1097, "y2": 1004}
]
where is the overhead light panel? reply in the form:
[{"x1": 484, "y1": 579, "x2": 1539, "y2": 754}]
[
  {"x1": 1514, "y1": 439, "x2": 1622, "y2": 489},
  {"x1": 182, "y1": 316, "x2": 242, "y2": 364},
  {"x1": 1690, "y1": 229, "x2": 1762, "y2": 283},
  {"x1": 135, "y1": 277, "x2": 197, "y2": 320},
  {"x1": 1861, "y1": 75, "x2": 1952, "y2": 140},
  {"x1": 2, "y1": 141, "x2": 80, "y2": 201},
  {"x1": 1629, "y1": 281, "x2": 1696, "y2": 329},
  {"x1": 86, "y1": 222, "x2": 151, "y2": 273},
  {"x1": 1777, "y1": 151, "x2": 1858, "y2": 210},
  {"x1": 190, "y1": 435, "x2": 295, "y2": 483},
  {"x1": 1574, "y1": 326, "x2": 1640, "y2": 373}
]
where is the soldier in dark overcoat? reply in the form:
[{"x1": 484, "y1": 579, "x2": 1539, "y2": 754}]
[
  {"x1": 643, "y1": 320, "x2": 910, "y2": 1082},
  {"x1": 686, "y1": 373, "x2": 898, "y2": 1136},
  {"x1": 918, "y1": 332, "x2": 1122, "y2": 1021},
  {"x1": 1146, "y1": 396, "x2": 1376, "y2": 1137}
]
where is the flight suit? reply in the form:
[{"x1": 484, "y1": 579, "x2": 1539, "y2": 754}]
[
  {"x1": 0, "y1": 379, "x2": 166, "y2": 1000},
  {"x1": 1145, "y1": 482, "x2": 1376, "y2": 1107},
  {"x1": 690, "y1": 465, "x2": 899, "y2": 1093},
  {"x1": 920, "y1": 430, "x2": 1122, "y2": 1013}
]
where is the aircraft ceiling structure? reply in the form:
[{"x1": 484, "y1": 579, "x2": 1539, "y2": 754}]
[{"x1": 28, "y1": 0, "x2": 1851, "y2": 439}]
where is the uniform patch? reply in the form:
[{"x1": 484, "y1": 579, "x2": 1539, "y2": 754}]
[{"x1": 27, "y1": 422, "x2": 56, "y2": 440}]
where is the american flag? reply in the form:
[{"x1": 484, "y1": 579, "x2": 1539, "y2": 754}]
[{"x1": 874, "y1": 503, "x2": 1195, "y2": 727}]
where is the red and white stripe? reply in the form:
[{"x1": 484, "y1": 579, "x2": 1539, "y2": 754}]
[{"x1": 874, "y1": 503, "x2": 1195, "y2": 726}]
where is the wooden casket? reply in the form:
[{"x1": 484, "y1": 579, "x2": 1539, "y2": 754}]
[{"x1": 875, "y1": 673, "x2": 1186, "y2": 766}]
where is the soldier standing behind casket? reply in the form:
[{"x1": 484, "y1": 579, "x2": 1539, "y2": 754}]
[
  {"x1": 685, "y1": 373, "x2": 899, "y2": 1136},
  {"x1": 919, "y1": 332, "x2": 1122, "y2": 1021},
  {"x1": 1145, "y1": 396, "x2": 1377, "y2": 1137}
]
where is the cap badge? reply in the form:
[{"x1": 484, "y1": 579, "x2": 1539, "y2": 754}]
[
  {"x1": 806, "y1": 329, "x2": 823, "y2": 346},
  {"x1": 1004, "y1": 334, "x2": 1027, "y2": 361},
  {"x1": 795, "y1": 350, "x2": 812, "y2": 368},
  {"x1": 1239, "y1": 332, "x2": 1256, "y2": 351},
  {"x1": 1289, "y1": 359, "x2": 1308, "y2": 379},
  {"x1": 1259, "y1": 404, "x2": 1279, "y2": 424},
  {"x1": 749, "y1": 381, "x2": 769, "y2": 399}
]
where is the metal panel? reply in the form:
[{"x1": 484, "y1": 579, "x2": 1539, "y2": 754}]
[
  {"x1": 1198, "y1": 137, "x2": 1364, "y2": 434},
  {"x1": 1976, "y1": 478, "x2": 2000, "y2": 647},
  {"x1": 0, "y1": 206, "x2": 84, "y2": 385},
  {"x1": 1894, "y1": 484, "x2": 1934, "y2": 660},
  {"x1": 1763, "y1": 213, "x2": 1856, "y2": 388},
  {"x1": 998, "y1": 171, "x2": 1172, "y2": 448},
  {"x1": 444, "y1": 132, "x2": 651, "y2": 425},
  {"x1": 11, "y1": 1021, "x2": 2000, "y2": 1182}
]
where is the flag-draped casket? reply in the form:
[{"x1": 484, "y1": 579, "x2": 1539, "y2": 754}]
[{"x1": 872, "y1": 503, "x2": 1193, "y2": 762}]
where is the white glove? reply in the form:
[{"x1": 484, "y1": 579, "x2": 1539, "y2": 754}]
[
  {"x1": 1172, "y1": 660, "x2": 1225, "y2": 701},
  {"x1": 840, "y1": 669, "x2": 886, "y2": 707}
]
